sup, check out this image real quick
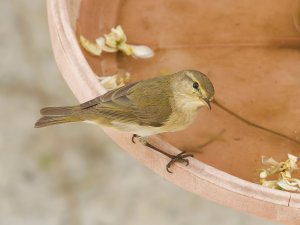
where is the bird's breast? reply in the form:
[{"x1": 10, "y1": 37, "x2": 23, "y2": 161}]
[
  {"x1": 162, "y1": 107, "x2": 199, "y2": 133},
  {"x1": 162, "y1": 94, "x2": 204, "y2": 133}
]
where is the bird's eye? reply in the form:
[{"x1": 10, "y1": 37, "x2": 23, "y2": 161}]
[{"x1": 193, "y1": 82, "x2": 199, "y2": 89}]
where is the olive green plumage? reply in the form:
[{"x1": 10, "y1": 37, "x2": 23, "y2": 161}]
[{"x1": 35, "y1": 70, "x2": 215, "y2": 137}]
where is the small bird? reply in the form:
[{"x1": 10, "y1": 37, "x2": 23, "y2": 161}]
[{"x1": 35, "y1": 70, "x2": 215, "y2": 172}]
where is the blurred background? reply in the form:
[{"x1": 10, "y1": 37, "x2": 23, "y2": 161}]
[{"x1": 0, "y1": 1, "x2": 281, "y2": 225}]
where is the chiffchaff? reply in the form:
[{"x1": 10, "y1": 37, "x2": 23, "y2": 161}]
[{"x1": 35, "y1": 70, "x2": 215, "y2": 172}]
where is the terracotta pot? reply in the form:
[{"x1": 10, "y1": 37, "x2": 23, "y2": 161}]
[{"x1": 47, "y1": 0, "x2": 300, "y2": 224}]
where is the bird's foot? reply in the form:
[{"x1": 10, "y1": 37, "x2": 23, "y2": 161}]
[
  {"x1": 131, "y1": 134, "x2": 193, "y2": 173},
  {"x1": 165, "y1": 151, "x2": 194, "y2": 173}
]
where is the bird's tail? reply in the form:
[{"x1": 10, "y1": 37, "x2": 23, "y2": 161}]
[{"x1": 35, "y1": 105, "x2": 82, "y2": 128}]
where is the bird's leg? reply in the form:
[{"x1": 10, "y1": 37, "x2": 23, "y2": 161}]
[{"x1": 131, "y1": 134, "x2": 194, "y2": 173}]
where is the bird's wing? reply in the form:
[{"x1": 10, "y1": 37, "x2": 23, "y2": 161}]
[
  {"x1": 80, "y1": 82, "x2": 137, "y2": 109},
  {"x1": 80, "y1": 78, "x2": 172, "y2": 127},
  {"x1": 79, "y1": 82, "x2": 139, "y2": 124}
]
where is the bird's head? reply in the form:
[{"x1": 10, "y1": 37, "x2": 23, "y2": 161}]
[{"x1": 173, "y1": 70, "x2": 215, "y2": 110}]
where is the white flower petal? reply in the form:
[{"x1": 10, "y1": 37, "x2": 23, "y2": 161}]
[
  {"x1": 102, "y1": 45, "x2": 119, "y2": 53},
  {"x1": 100, "y1": 76, "x2": 119, "y2": 90},
  {"x1": 130, "y1": 45, "x2": 154, "y2": 58},
  {"x1": 259, "y1": 170, "x2": 268, "y2": 179},
  {"x1": 105, "y1": 25, "x2": 127, "y2": 48},
  {"x1": 104, "y1": 34, "x2": 118, "y2": 48},
  {"x1": 288, "y1": 153, "x2": 298, "y2": 169},
  {"x1": 262, "y1": 156, "x2": 279, "y2": 166},
  {"x1": 113, "y1": 25, "x2": 127, "y2": 41},
  {"x1": 285, "y1": 178, "x2": 299, "y2": 186},
  {"x1": 80, "y1": 25, "x2": 153, "y2": 59},
  {"x1": 259, "y1": 154, "x2": 300, "y2": 193},
  {"x1": 277, "y1": 180, "x2": 299, "y2": 191},
  {"x1": 283, "y1": 170, "x2": 292, "y2": 179},
  {"x1": 79, "y1": 35, "x2": 102, "y2": 56},
  {"x1": 288, "y1": 154, "x2": 298, "y2": 162},
  {"x1": 261, "y1": 180, "x2": 278, "y2": 188},
  {"x1": 96, "y1": 37, "x2": 118, "y2": 53},
  {"x1": 96, "y1": 37, "x2": 105, "y2": 47},
  {"x1": 99, "y1": 72, "x2": 131, "y2": 90}
]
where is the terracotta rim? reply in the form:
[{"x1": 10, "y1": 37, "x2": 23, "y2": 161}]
[{"x1": 47, "y1": 0, "x2": 300, "y2": 223}]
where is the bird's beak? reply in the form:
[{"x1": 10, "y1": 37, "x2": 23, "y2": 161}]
[{"x1": 202, "y1": 98, "x2": 211, "y2": 110}]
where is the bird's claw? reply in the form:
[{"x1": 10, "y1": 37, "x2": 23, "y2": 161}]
[
  {"x1": 166, "y1": 151, "x2": 194, "y2": 173},
  {"x1": 131, "y1": 134, "x2": 139, "y2": 144},
  {"x1": 131, "y1": 135, "x2": 193, "y2": 173}
]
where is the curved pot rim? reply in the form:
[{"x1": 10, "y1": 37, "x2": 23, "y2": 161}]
[{"x1": 46, "y1": 0, "x2": 300, "y2": 223}]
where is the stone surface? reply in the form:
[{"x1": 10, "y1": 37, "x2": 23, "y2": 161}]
[{"x1": 0, "y1": 1, "x2": 280, "y2": 225}]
